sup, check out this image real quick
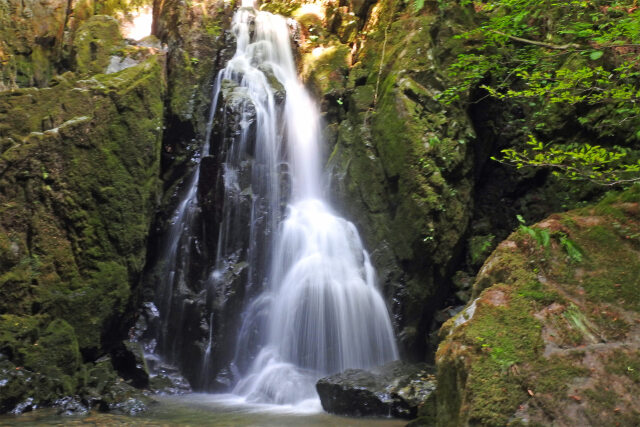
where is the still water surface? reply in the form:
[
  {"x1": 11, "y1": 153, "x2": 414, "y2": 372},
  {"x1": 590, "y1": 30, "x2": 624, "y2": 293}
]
[{"x1": 0, "y1": 394, "x2": 406, "y2": 426}]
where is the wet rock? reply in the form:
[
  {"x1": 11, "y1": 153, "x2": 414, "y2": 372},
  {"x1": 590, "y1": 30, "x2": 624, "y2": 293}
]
[
  {"x1": 10, "y1": 398, "x2": 37, "y2": 415},
  {"x1": 130, "y1": 302, "x2": 161, "y2": 342},
  {"x1": 54, "y1": 396, "x2": 89, "y2": 416},
  {"x1": 149, "y1": 372, "x2": 192, "y2": 395},
  {"x1": 105, "y1": 396, "x2": 150, "y2": 416},
  {"x1": 316, "y1": 361, "x2": 436, "y2": 419},
  {"x1": 258, "y1": 64, "x2": 286, "y2": 103},
  {"x1": 111, "y1": 341, "x2": 150, "y2": 388},
  {"x1": 320, "y1": 1, "x2": 477, "y2": 360},
  {"x1": 99, "y1": 380, "x2": 154, "y2": 415},
  {"x1": 145, "y1": 355, "x2": 192, "y2": 395},
  {"x1": 106, "y1": 55, "x2": 141, "y2": 74}
]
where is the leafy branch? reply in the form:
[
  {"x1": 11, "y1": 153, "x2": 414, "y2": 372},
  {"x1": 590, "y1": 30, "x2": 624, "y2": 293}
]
[
  {"x1": 495, "y1": 136, "x2": 640, "y2": 186},
  {"x1": 439, "y1": 0, "x2": 640, "y2": 185}
]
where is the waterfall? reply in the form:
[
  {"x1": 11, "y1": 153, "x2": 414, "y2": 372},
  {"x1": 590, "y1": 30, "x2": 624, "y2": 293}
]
[
  {"x1": 151, "y1": 1, "x2": 398, "y2": 405},
  {"x1": 220, "y1": 5, "x2": 398, "y2": 405}
]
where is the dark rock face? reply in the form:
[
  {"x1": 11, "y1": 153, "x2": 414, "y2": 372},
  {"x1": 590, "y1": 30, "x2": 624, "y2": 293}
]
[
  {"x1": 137, "y1": 0, "x2": 237, "y2": 392},
  {"x1": 111, "y1": 341, "x2": 150, "y2": 389},
  {"x1": 316, "y1": 361, "x2": 436, "y2": 419}
]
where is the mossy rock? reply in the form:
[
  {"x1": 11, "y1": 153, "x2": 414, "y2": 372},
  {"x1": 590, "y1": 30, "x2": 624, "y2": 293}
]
[
  {"x1": 302, "y1": 44, "x2": 351, "y2": 98},
  {"x1": 0, "y1": 54, "x2": 165, "y2": 411},
  {"x1": 0, "y1": 0, "x2": 69, "y2": 88},
  {"x1": 22, "y1": 319, "x2": 81, "y2": 377},
  {"x1": 0, "y1": 315, "x2": 82, "y2": 410},
  {"x1": 74, "y1": 15, "x2": 124, "y2": 75},
  {"x1": 324, "y1": 3, "x2": 476, "y2": 356},
  {"x1": 258, "y1": 0, "x2": 302, "y2": 16},
  {"x1": 436, "y1": 185, "x2": 640, "y2": 426}
]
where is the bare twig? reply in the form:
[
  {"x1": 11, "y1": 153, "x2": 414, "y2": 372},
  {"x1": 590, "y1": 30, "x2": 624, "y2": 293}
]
[
  {"x1": 490, "y1": 30, "x2": 581, "y2": 50},
  {"x1": 374, "y1": 26, "x2": 389, "y2": 107}
]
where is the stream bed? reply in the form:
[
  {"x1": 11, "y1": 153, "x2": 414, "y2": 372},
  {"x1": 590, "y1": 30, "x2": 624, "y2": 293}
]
[{"x1": 0, "y1": 394, "x2": 406, "y2": 426}]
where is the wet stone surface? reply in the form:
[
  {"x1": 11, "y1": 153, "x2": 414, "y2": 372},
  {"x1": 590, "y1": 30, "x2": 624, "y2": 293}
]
[{"x1": 316, "y1": 361, "x2": 436, "y2": 419}]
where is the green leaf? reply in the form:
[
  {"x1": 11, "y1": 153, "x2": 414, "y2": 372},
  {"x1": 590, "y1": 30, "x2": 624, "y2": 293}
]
[
  {"x1": 589, "y1": 51, "x2": 604, "y2": 60},
  {"x1": 539, "y1": 229, "x2": 550, "y2": 248},
  {"x1": 561, "y1": 237, "x2": 583, "y2": 262}
]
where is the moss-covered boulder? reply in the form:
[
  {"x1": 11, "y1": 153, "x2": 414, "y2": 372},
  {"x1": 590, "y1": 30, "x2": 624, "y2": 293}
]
[
  {"x1": 73, "y1": 15, "x2": 124, "y2": 75},
  {"x1": 301, "y1": 43, "x2": 351, "y2": 98},
  {"x1": 0, "y1": 0, "x2": 69, "y2": 88},
  {"x1": 0, "y1": 315, "x2": 81, "y2": 411},
  {"x1": 0, "y1": 54, "x2": 165, "y2": 412},
  {"x1": 0, "y1": 0, "x2": 157, "y2": 89},
  {"x1": 435, "y1": 185, "x2": 640, "y2": 426}
]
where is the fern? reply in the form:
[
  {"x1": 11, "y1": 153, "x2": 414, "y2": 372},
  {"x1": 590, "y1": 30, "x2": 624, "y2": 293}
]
[{"x1": 560, "y1": 236, "x2": 583, "y2": 262}]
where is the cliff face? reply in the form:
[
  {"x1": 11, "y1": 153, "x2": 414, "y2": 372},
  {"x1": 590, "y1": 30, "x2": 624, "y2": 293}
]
[
  {"x1": 0, "y1": 0, "x2": 167, "y2": 413},
  {"x1": 0, "y1": 0, "x2": 70, "y2": 89},
  {"x1": 435, "y1": 186, "x2": 640, "y2": 426}
]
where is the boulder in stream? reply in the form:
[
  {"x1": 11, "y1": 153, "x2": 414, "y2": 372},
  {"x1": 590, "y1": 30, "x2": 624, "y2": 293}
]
[{"x1": 316, "y1": 361, "x2": 436, "y2": 419}]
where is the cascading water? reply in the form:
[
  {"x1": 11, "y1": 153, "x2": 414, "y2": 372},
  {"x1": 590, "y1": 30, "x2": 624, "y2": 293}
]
[
  {"x1": 150, "y1": 0, "x2": 398, "y2": 406},
  {"x1": 219, "y1": 3, "x2": 399, "y2": 405}
]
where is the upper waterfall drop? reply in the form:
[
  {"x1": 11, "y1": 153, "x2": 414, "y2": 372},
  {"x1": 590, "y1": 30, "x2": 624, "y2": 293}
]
[{"x1": 211, "y1": 6, "x2": 399, "y2": 405}]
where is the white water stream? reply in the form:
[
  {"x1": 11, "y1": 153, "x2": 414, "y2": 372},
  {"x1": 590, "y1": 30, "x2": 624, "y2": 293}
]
[
  {"x1": 220, "y1": 4, "x2": 398, "y2": 405},
  {"x1": 155, "y1": 1, "x2": 398, "y2": 408}
]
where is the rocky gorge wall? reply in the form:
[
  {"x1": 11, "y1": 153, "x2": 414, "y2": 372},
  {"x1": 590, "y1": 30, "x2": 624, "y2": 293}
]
[
  {"x1": 137, "y1": 0, "x2": 482, "y2": 388},
  {"x1": 0, "y1": 0, "x2": 168, "y2": 413}
]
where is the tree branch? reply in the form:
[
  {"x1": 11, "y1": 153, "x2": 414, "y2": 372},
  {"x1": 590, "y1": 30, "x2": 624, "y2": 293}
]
[{"x1": 490, "y1": 30, "x2": 580, "y2": 50}]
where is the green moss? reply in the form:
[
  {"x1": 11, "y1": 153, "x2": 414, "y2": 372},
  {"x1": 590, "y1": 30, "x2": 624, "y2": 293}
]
[
  {"x1": 39, "y1": 262, "x2": 129, "y2": 350},
  {"x1": 302, "y1": 44, "x2": 351, "y2": 97},
  {"x1": 0, "y1": 315, "x2": 81, "y2": 400},
  {"x1": 466, "y1": 292, "x2": 544, "y2": 370},
  {"x1": 469, "y1": 234, "x2": 495, "y2": 267},
  {"x1": 85, "y1": 358, "x2": 119, "y2": 395},
  {"x1": 606, "y1": 349, "x2": 640, "y2": 384},
  {"x1": 23, "y1": 319, "x2": 80, "y2": 378},
  {"x1": 516, "y1": 280, "x2": 562, "y2": 307},
  {"x1": 522, "y1": 354, "x2": 589, "y2": 417},
  {"x1": 259, "y1": 0, "x2": 300, "y2": 16},
  {"x1": 0, "y1": 53, "x2": 163, "y2": 386},
  {"x1": 74, "y1": 15, "x2": 124, "y2": 75},
  {"x1": 557, "y1": 222, "x2": 640, "y2": 312},
  {"x1": 582, "y1": 383, "x2": 640, "y2": 425},
  {"x1": 437, "y1": 282, "x2": 547, "y2": 426},
  {"x1": 438, "y1": 186, "x2": 640, "y2": 425},
  {"x1": 465, "y1": 358, "x2": 524, "y2": 426},
  {"x1": 0, "y1": 315, "x2": 44, "y2": 361}
]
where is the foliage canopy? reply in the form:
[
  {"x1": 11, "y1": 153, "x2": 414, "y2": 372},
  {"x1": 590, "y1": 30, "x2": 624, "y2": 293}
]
[{"x1": 442, "y1": 0, "x2": 640, "y2": 185}]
